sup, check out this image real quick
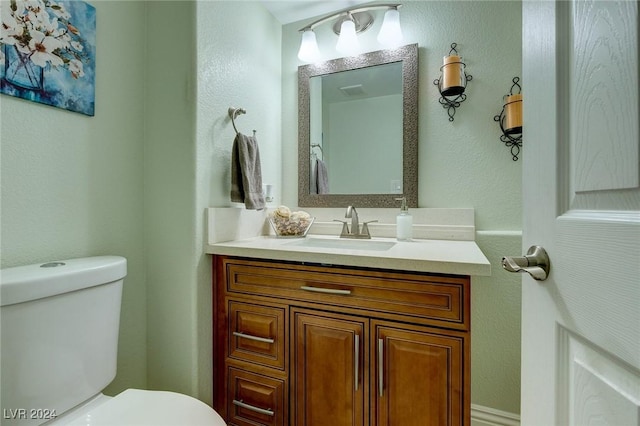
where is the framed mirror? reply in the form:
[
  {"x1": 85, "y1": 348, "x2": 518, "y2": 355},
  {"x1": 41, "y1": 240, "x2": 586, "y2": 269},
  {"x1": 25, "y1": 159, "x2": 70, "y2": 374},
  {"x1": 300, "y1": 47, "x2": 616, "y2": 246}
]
[{"x1": 298, "y1": 43, "x2": 418, "y2": 207}]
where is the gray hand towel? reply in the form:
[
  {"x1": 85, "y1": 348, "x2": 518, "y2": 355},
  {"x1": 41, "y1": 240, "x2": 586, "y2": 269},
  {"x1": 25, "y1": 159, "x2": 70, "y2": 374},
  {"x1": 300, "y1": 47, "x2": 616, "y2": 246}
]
[
  {"x1": 231, "y1": 132, "x2": 265, "y2": 210},
  {"x1": 316, "y1": 158, "x2": 329, "y2": 194},
  {"x1": 310, "y1": 157, "x2": 318, "y2": 194}
]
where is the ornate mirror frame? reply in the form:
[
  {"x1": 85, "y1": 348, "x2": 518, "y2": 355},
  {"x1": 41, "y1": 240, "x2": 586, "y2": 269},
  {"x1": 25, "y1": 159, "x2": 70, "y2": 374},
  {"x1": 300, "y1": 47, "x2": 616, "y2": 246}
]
[{"x1": 298, "y1": 43, "x2": 419, "y2": 207}]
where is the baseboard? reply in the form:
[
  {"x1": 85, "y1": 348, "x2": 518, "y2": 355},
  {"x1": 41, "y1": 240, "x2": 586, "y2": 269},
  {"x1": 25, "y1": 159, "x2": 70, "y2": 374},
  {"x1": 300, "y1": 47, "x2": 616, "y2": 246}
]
[{"x1": 471, "y1": 404, "x2": 520, "y2": 426}]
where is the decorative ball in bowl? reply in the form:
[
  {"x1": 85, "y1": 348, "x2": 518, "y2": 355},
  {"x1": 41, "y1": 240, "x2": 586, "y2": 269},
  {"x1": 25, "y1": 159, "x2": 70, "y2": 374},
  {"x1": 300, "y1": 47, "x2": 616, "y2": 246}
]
[{"x1": 269, "y1": 206, "x2": 314, "y2": 238}]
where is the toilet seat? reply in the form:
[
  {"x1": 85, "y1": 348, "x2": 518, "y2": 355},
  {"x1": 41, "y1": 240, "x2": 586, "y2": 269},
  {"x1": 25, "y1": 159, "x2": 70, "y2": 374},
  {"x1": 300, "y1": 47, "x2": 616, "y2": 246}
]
[{"x1": 58, "y1": 389, "x2": 226, "y2": 425}]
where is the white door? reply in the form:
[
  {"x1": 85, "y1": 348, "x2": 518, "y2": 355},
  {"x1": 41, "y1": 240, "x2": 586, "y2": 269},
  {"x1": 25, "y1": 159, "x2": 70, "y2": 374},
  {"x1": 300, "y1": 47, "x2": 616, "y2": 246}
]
[{"x1": 517, "y1": 1, "x2": 640, "y2": 425}]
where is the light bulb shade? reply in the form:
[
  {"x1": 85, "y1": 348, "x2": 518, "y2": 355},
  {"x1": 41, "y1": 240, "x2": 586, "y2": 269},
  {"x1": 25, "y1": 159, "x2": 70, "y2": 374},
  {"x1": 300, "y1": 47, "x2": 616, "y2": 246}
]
[
  {"x1": 298, "y1": 30, "x2": 320, "y2": 62},
  {"x1": 336, "y1": 19, "x2": 360, "y2": 55},
  {"x1": 377, "y1": 8, "x2": 403, "y2": 48}
]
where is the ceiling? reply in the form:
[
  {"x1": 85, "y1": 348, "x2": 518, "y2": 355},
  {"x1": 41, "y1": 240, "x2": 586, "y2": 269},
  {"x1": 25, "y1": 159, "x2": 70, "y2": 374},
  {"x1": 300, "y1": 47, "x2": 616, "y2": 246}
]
[{"x1": 260, "y1": 0, "x2": 374, "y2": 25}]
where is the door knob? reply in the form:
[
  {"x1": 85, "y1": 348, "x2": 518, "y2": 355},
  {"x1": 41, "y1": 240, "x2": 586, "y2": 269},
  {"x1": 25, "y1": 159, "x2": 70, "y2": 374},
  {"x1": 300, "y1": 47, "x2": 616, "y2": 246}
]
[{"x1": 502, "y1": 245, "x2": 550, "y2": 281}]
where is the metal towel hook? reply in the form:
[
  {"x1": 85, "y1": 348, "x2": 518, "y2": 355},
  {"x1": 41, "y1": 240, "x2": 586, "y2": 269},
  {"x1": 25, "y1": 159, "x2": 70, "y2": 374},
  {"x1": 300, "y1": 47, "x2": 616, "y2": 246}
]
[
  {"x1": 228, "y1": 107, "x2": 257, "y2": 137},
  {"x1": 228, "y1": 107, "x2": 246, "y2": 134}
]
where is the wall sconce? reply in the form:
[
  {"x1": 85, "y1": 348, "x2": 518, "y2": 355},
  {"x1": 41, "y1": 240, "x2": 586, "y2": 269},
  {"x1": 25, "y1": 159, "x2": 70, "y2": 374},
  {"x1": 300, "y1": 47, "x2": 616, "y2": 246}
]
[
  {"x1": 297, "y1": 4, "x2": 404, "y2": 63},
  {"x1": 433, "y1": 43, "x2": 472, "y2": 122},
  {"x1": 494, "y1": 77, "x2": 523, "y2": 161}
]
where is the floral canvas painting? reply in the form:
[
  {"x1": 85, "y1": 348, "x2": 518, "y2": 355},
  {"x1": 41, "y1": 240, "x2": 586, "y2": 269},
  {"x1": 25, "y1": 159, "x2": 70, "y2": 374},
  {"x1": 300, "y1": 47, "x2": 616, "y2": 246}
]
[{"x1": 0, "y1": 0, "x2": 96, "y2": 116}]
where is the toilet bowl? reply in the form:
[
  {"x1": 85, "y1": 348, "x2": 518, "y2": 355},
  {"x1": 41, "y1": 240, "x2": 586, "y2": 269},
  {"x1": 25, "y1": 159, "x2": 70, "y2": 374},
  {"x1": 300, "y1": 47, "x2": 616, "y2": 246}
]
[
  {"x1": 0, "y1": 256, "x2": 225, "y2": 426},
  {"x1": 49, "y1": 389, "x2": 225, "y2": 425}
]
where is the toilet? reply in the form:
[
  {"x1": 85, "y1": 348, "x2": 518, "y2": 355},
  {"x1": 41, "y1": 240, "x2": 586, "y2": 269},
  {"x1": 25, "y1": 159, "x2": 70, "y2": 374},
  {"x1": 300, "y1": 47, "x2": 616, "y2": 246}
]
[{"x1": 0, "y1": 256, "x2": 225, "y2": 426}]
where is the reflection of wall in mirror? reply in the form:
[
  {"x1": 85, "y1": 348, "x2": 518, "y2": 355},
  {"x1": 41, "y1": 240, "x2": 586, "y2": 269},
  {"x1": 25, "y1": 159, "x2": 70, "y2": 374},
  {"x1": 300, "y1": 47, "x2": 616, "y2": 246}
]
[
  {"x1": 309, "y1": 76, "x2": 324, "y2": 193},
  {"x1": 325, "y1": 94, "x2": 402, "y2": 194}
]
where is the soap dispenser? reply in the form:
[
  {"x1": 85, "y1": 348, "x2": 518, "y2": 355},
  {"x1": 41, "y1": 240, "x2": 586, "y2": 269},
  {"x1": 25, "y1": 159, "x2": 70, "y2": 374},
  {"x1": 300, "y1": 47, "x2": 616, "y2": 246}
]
[{"x1": 395, "y1": 197, "x2": 413, "y2": 241}]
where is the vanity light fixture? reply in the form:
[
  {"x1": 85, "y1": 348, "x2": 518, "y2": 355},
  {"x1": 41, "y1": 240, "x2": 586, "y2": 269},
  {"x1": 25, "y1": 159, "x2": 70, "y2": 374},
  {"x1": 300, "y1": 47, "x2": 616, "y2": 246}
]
[
  {"x1": 335, "y1": 14, "x2": 360, "y2": 55},
  {"x1": 298, "y1": 29, "x2": 321, "y2": 63},
  {"x1": 494, "y1": 77, "x2": 523, "y2": 161},
  {"x1": 433, "y1": 43, "x2": 473, "y2": 122},
  {"x1": 297, "y1": 4, "x2": 403, "y2": 63},
  {"x1": 377, "y1": 7, "x2": 403, "y2": 47}
]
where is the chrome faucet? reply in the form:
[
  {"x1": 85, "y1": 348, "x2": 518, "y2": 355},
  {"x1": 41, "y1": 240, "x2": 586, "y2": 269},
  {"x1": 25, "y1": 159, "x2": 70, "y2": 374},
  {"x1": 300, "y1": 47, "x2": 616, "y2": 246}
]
[
  {"x1": 335, "y1": 206, "x2": 377, "y2": 239},
  {"x1": 345, "y1": 205, "x2": 359, "y2": 235}
]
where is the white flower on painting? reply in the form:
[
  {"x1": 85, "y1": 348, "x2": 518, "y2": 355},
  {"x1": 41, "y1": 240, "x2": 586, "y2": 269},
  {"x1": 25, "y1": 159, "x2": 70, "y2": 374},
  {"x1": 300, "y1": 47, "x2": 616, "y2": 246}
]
[
  {"x1": 70, "y1": 40, "x2": 82, "y2": 52},
  {"x1": 1, "y1": 4, "x2": 23, "y2": 44},
  {"x1": 28, "y1": 30, "x2": 63, "y2": 67},
  {"x1": 68, "y1": 58, "x2": 83, "y2": 78},
  {"x1": 48, "y1": 1, "x2": 70, "y2": 20}
]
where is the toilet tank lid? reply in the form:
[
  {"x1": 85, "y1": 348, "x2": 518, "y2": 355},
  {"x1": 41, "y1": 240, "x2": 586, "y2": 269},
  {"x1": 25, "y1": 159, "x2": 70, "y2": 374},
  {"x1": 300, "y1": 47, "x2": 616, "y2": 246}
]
[{"x1": 0, "y1": 256, "x2": 127, "y2": 307}]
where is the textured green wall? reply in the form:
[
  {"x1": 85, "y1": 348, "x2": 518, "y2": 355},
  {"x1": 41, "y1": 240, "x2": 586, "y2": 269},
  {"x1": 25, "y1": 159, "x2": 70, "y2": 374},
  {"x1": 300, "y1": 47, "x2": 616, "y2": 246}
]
[
  {"x1": 0, "y1": 1, "x2": 148, "y2": 393},
  {"x1": 144, "y1": 1, "x2": 198, "y2": 396}
]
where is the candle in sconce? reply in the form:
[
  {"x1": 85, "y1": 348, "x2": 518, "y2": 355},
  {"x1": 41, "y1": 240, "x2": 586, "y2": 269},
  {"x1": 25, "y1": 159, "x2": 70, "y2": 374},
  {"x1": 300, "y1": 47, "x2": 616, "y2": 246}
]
[
  {"x1": 504, "y1": 94, "x2": 523, "y2": 134},
  {"x1": 441, "y1": 55, "x2": 465, "y2": 96}
]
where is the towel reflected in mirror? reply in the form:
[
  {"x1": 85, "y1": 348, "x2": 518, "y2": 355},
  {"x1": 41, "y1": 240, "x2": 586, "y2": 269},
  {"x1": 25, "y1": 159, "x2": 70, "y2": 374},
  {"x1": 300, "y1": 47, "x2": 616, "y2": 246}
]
[{"x1": 315, "y1": 158, "x2": 329, "y2": 194}]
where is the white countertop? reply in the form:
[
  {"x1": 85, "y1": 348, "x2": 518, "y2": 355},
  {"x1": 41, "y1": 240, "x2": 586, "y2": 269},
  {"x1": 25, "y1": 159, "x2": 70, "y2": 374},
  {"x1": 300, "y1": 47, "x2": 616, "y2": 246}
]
[{"x1": 206, "y1": 234, "x2": 491, "y2": 276}]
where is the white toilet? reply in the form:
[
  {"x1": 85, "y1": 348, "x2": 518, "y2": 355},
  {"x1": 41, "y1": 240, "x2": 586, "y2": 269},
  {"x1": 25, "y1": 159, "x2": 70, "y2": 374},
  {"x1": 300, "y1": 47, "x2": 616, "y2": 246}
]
[{"x1": 0, "y1": 256, "x2": 226, "y2": 426}]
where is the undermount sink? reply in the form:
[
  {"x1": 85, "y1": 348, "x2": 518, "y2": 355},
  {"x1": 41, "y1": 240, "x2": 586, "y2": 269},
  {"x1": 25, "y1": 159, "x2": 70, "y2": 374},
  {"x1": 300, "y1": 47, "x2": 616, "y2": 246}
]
[{"x1": 286, "y1": 237, "x2": 396, "y2": 252}]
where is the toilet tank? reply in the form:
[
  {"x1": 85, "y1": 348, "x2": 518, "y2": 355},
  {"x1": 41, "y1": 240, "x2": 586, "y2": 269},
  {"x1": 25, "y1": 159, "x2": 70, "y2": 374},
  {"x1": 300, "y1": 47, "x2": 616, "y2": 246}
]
[{"x1": 0, "y1": 256, "x2": 127, "y2": 426}]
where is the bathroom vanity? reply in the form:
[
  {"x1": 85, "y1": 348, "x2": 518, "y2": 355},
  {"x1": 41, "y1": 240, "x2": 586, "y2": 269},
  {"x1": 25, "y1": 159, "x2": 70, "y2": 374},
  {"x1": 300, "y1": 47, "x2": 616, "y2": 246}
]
[
  {"x1": 213, "y1": 255, "x2": 470, "y2": 426},
  {"x1": 207, "y1": 211, "x2": 490, "y2": 426}
]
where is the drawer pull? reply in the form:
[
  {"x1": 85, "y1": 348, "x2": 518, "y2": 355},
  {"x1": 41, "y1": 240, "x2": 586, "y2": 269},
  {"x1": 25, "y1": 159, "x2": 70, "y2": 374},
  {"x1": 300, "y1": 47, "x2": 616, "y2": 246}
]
[
  {"x1": 300, "y1": 285, "x2": 352, "y2": 295},
  {"x1": 233, "y1": 331, "x2": 275, "y2": 344},
  {"x1": 232, "y1": 399, "x2": 275, "y2": 416}
]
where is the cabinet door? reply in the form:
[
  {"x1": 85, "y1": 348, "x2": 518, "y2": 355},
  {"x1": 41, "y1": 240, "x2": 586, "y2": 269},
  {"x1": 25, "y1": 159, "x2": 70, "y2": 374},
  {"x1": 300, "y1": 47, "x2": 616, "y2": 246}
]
[
  {"x1": 292, "y1": 310, "x2": 367, "y2": 426},
  {"x1": 373, "y1": 324, "x2": 465, "y2": 426}
]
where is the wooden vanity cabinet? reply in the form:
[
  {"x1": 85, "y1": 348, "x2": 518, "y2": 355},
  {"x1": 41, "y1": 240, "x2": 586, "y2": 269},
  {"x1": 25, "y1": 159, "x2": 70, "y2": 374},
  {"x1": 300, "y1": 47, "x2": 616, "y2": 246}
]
[{"x1": 213, "y1": 255, "x2": 471, "y2": 426}]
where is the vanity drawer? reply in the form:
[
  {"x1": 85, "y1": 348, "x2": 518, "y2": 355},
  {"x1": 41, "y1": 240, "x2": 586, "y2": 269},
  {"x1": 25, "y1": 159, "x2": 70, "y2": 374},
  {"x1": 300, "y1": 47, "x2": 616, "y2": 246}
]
[
  {"x1": 225, "y1": 259, "x2": 468, "y2": 329},
  {"x1": 228, "y1": 299, "x2": 287, "y2": 370},
  {"x1": 228, "y1": 367, "x2": 285, "y2": 426}
]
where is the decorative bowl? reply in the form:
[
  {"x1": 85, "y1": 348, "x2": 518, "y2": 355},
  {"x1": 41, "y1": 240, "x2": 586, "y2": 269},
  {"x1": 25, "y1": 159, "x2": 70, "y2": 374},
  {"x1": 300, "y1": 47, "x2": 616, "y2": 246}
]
[{"x1": 268, "y1": 215, "x2": 315, "y2": 238}]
